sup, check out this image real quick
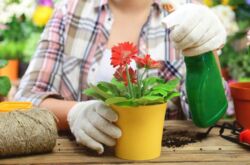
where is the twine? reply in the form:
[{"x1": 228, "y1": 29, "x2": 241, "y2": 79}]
[{"x1": 0, "y1": 109, "x2": 58, "y2": 157}]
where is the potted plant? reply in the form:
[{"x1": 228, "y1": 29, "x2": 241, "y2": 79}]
[
  {"x1": 0, "y1": 60, "x2": 11, "y2": 101},
  {"x1": 229, "y1": 32, "x2": 250, "y2": 129},
  {"x1": 84, "y1": 42, "x2": 180, "y2": 160},
  {"x1": 0, "y1": 0, "x2": 49, "y2": 80}
]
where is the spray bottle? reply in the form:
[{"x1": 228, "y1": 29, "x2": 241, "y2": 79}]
[{"x1": 162, "y1": 2, "x2": 228, "y2": 128}]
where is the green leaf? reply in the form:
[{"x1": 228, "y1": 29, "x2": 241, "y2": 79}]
[
  {"x1": 0, "y1": 60, "x2": 8, "y2": 69},
  {"x1": 142, "y1": 77, "x2": 165, "y2": 95},
  {"x1": 132, "y1": 84, "x2": 140, "y2": 98},
  {"x1": 83, "y1": 88, "x2": 105, "y2": 101},
  {"x1": 164, "y1": 92, "x2": 180, "y2": 101},
  {"x1": 0, "y1": 76, "x2": 11, "y2": 96},
  {"x1": 151, "y1": 84, "x2": 171, "y2": 91},
  {"x1": 149, "y1": 89, "x2": 168, "y2": 97},
  {"x1": 166, "y1": 78, "x2": 180, "y2": 88},
  {"x1": 97, "y1": 81, "x2": 120, "y2": 96},
  {"x1": 89, "y1": 84, "x2": 114, "y2": 99},
  {"x1": 110, "y1": 78, "x2": 128, "y2": 96},
  {"x1": 111, "y1": 78, "x2": 125, "y2": 89},
  {"x1": 152, "y1": 79, "x2": 179, "y2": 92},
  {"x1": 105, "y1": 97, "x2": 128, "y2": 105},
  {"x1": 143, "y1": 77, "x2": 164, "y2": 87}
]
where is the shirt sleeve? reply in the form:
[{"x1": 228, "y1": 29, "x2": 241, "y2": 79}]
[{"x1": 14, "y1": 1, "x2": 68, "y2": 106}]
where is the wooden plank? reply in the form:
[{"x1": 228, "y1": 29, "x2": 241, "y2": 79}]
[
  {"x1": 58, "y1": 164, "x2": 249, "y2": 165},
  {"x1": 1, "y1": 152, "x2": 250, "y2": 164},
  {"x1": 0, "y1": 120, "x2": 249, "y2": 164}
]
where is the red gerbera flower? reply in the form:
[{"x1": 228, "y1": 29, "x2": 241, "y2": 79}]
[
  {"x1": 114, "y1": 66, "x2": 137, "y2": 86},
  {"x1": 134, "y1": 54, "x2": 161, "y2": 69},
  {"x1": 111, "y1": 42, "x2": 138, "y2": 67}
]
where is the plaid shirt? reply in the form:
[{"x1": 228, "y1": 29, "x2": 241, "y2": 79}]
[{"x1": 15, "y1": 0, "x2": 192, "y2": 119}]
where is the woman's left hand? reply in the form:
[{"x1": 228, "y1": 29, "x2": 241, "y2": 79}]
[{"x1": 162, "y1": 3, "x2": 227, "y2": 56}]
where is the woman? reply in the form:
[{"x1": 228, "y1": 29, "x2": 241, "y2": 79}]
[{"x1": 15, "y1": 0, "x2": 226, "y2": 154}]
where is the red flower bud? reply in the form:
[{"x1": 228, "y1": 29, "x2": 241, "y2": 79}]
[
  {"x1": 114, "y1": 66, "x2": 137, "y2": 86},
  {"x1": 134, "y1": 54, "x2": 161, "y2": 69}
]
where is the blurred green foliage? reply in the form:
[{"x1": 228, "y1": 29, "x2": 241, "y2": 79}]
[
  {"x1": 0, "y1": 60, "x2": 11, "y2": 96},
  {"x1": 218, "y1": 0, "x2": 250, "y2": 80},
  {"x1": 0, "y1": 15, "x2": 42, "y2": 62},
  {"x1": 226, "y1": 47, "x2": 250, "y2": 80}
]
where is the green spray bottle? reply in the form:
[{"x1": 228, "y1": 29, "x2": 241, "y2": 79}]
[
  {"x1": 184, "y1": 52, "x2": 228, "y2": 127},
  {"x1": 162, "y1": 2, "x2": 228, "y2": 128}
]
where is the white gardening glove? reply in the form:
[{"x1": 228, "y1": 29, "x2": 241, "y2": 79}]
[
  {"x1": 162, "y1": 3, "x2": 227, "y2": 56},
  {"x1": 67, "y1": 100, "x2": 121, "y2": 154}
]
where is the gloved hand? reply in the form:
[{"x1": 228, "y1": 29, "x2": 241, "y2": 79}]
[
  {"x1": 162, "y1": 3, "x2": 227, "y2": 56},
  {"x1": 67, "y1": 100, "x2": 122, "y2": 154}
]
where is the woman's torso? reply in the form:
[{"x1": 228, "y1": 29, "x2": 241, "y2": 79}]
[{"x1": 61, "y1": 0, "x2": 185, "y2": 102}]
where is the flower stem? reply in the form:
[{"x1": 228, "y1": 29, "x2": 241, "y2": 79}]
[
  {"x1": 141, "y1": 69, "x2": 148, "y2": 96},
  {"x1": 137, "y1": 73, "x2": 141, "y2": 98},
  {"x1": 137, "y1": 69, "x2": 147, "y2": 98},
  {"x1": 126, "y1": 65, "x2": 134, "y2": 98}
]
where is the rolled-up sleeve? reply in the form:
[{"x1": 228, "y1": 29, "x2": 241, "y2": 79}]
[{"x1": 15, "y1": 1, "x2": 67, "y2": 106}]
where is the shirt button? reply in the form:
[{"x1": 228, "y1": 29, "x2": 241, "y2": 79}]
[
  {"x1": 108, "y1": 17, "x2": 111, "y2": 21},
  {"x1": 92, "y1": 68, "x2": 95, "y2": 72}
]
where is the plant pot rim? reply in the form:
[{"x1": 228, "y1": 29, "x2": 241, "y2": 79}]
[
  {"x1": 229, "y1": 82, "x2": 250, "y2": 91},
  {"x1": 111, "y1": 103, "x2": 167, "y2": 108},
  {"x1": 230, "y1": 82, "x2": 250, "y2": 100}
]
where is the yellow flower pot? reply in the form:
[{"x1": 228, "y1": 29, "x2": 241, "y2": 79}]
[{"x1": 111, "y1": 103, "x2": 167, "y2": 160}]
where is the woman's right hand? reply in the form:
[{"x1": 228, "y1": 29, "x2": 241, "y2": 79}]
[
  {"x1": 67, "y1": 100, "x2": 122, "y2": 154},
  {"x1": 162, "y1": 3, "x2": 227, "y2": 56}
]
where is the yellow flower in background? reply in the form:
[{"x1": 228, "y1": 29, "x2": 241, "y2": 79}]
[
  {"x1": 222, "y1": 0, "x2": 230, "y2": 5},
  {"x1": 32, "y1": 6, "x2": 53, "y2": 27},
  {"x1": 203, "y1": 0, "x2": 213, "y2": 7},
  {"x1": 222, "y1": 0, "x2": 236, "y2": 10}
]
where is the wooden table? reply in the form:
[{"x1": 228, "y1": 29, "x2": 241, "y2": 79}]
[{"x1": 1, "y1": 120, "x2": 249, "y2": 164}]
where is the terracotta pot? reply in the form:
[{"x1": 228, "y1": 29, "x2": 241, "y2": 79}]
[
  {"x1": 111, "y1": 103, "x2": 167, "y2": 160},
  {"x1": 0, "y1": 59, "x2": 19, "y2": 81},
  {"x1": 230, "y1": 82, "x2": 250, "y2": 129}
]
